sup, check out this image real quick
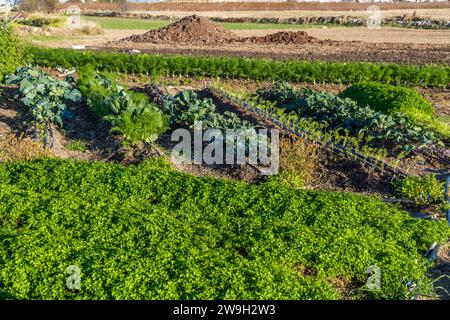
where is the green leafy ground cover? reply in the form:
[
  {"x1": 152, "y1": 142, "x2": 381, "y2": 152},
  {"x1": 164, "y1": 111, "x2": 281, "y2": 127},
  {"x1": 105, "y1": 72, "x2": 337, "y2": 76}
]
[{"x1": 0, "y1": 158, "x2": 448, "y2": 300}]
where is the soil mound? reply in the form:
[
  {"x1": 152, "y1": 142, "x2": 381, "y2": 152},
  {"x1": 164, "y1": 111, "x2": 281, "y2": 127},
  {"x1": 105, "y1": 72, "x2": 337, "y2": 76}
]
[
  {"x1": 121, "y1": 15, "x2": 239, "y2": 43},
  {"x1": 241, "y1": 31, "x2": 316, "y2": 44}
]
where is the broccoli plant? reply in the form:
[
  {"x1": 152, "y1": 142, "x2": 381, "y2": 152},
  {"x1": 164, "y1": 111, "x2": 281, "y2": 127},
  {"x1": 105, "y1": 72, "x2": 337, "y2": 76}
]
[{"x1": 6, "y1": 67, "x2": 81, "y2": 149}]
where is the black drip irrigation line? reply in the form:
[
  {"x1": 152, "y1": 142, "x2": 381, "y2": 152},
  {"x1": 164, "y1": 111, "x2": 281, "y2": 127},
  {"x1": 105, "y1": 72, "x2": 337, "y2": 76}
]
[
  {"x1": 147, "y1": 84, "x2": 450, "y2": 226},
  {"x1": 208, "y1": 86, "x2": 407, "y2": 179},
  {"x1": 417, "y1": 147, "x2": 450, "y2": 166}
]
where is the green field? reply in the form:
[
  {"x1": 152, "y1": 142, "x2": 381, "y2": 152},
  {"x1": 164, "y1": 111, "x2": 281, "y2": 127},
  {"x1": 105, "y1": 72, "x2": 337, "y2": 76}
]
[
  {"x1": 2, "y1": 21, "x2": 449, "y2": 301},
  {"x1": 84, "y1": 16, "x2": 330, "y2": 31},
  {"x1": 0, "y1": 158, "x2": 447, "y2": 299}
]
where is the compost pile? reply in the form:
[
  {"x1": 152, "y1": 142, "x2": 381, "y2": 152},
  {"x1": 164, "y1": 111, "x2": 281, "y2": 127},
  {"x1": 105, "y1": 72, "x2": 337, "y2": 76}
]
[
  {"x1": 121, "y1": 15, "x2": 240, "y2": 43},
  {"x1": 241, "y1": 31, "x2": 317, "y2": 44},
  {"x1": 119, "y1": 15, "x2": 317, "y2": 45}
]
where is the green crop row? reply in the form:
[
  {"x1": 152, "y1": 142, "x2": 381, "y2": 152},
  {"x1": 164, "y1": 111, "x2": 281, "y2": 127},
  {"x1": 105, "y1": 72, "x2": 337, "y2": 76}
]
[
  {"x1": 5, "y1": 67, "x2": 82, "y2": 149},
  {"x1": 0, "y1": 158, "x2": 448, "y2": 300},
  {"x1": 26, "y1": 47, "x2": 450, "y2": 87},
  {"x1": 77, "y1": 67, "x2": 168, "y2": 145},
  {"x1": 253, "y1": 82, "x2": 446, "y2": 151}
]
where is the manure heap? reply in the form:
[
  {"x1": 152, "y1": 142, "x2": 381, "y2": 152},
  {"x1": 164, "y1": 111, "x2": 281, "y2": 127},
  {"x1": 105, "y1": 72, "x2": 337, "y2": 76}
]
[
  {"x1": 120, "y1": 15, "x2": 317, "y2": 45},
  {"x1": 121, "y1": 15, "x2": 239, "y2": 43}
]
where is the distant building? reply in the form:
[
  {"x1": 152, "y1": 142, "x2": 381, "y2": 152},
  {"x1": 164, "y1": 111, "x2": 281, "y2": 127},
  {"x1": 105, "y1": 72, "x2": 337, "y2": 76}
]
[{"x1": 0, "y1": 1, "x2": 11, "y2": 15}]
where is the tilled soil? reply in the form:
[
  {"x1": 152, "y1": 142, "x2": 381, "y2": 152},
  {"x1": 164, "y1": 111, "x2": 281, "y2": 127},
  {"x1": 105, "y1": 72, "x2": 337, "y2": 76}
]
[
  {"x1": 106, "y1": 16, "x2": 450, "y2": 65},
  {"x1": 103, "y1": 39, "x2": 450, "y2": 65},
  {"x1": 240, "y1": 31, "x2": 316, "y2": 44}
]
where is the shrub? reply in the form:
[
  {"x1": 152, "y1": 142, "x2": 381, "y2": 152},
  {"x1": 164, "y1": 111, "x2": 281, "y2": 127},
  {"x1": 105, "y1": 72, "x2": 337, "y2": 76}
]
[
  {"x1": 0, "y1": 23, "x2": 24, "y2": 83},
  {"x1": 340, "y1": 82, "x2": 449, "y2": 138},
  {"x1": 16, "y1": 16, "x2": 66, "y2": 28},
  {"x1": 0, "y1": 158, "x2": 448, "y2": 299},
  {"x1": 19, "y1": 0, "x2": 58, "y2": 12},
  {"x1": 79, "y1": 24, "x2": 104, "y2": 36},
  {"x1": 394, "y1": 174, "x2": 445, "y2": 205},
  {"x1": 340, "y1": 82, "x2": 434, "y2": 116}
]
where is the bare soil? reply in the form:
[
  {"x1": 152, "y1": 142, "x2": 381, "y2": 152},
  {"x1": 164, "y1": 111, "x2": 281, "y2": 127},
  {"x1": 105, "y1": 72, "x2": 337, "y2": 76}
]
[
  {"x1": 103, "y1": 17, "x2": 450, "y2": 65},
  {"x1": 121, "y1": 15, "x2": 239, "y2": 43},
  {"x1": 119, "y1": 15, "x2": 317, "y2": 45},
  {"x1": 240, "y1": 30, "x2": 316, "y2": 44}
]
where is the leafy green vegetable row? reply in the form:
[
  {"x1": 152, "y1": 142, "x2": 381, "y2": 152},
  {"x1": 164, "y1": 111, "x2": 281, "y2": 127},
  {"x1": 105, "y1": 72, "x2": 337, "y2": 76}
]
[
  {"x1": 163, "y1": 89, "x2": 252, "y2": 129},
  {"x1": 0, "y1": 158, "x2": 448, "y2": 299},
  {"x1": 26, "y1": 47, "x2": 450, "y2": 87},
  {"x1": 77, "y1": 67, "x2": 168, "y2": 145},
  {"x1": 254, "y1": 82, "x2": 446, "y2": 152},
  {"x1": 5, "y1": 67, "x2": 82, "y2": 148}
]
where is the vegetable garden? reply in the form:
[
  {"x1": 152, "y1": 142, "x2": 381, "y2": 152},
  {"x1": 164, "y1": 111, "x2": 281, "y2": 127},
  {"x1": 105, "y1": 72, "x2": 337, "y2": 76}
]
[{"x1": 0, "y1": 20, "x2": 449, "y2": 300}]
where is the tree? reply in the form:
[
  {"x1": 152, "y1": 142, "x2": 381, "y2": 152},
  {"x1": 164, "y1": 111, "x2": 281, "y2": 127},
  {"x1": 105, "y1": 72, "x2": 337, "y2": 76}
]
[{"x1": 19, "y1": 0, "x2": 57, "y2": 12}]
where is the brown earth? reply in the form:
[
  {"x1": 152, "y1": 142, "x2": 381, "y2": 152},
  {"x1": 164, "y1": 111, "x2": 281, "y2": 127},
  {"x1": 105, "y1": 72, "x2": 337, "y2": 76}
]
[
  {"x1": 107, "y1": 16, "x2": 450, "y2": 64},
  {"x1": 119, "y1": 15, "x2": 318, "y2": 45},
  {"x1": 241, "y1": 30, "x2": 316, "y2": 44},
  {"x1": 122, "y1": 15, "x2": 239, "y2": 43},
  {"x1": 103, "y1": 40, "x2": 450, "y2": 65}
]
